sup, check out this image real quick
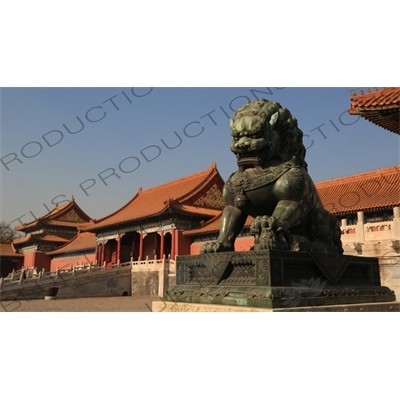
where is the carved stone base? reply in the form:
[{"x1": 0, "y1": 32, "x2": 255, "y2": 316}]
[
  {"x1": 164, "y1": 250, "x2": 397, "y2": 310},
  {"x1": 152, "y1": 301, "x2": 269, "y2": 312},
  {"x1": 152, "y1": 300, "x2": 400, "y2": 312}
]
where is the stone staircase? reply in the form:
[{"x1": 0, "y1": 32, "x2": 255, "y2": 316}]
[{"x1": 1, "y1": 255, "x2": 175, "y2": 301}]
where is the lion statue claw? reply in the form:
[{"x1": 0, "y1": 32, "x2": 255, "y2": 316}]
[
  {"x1": 249, "y1": 215, "x2": 293, "y2": 251},
  {"x1": 201, "y1": 98, "x2": 343, "y2": 255}
]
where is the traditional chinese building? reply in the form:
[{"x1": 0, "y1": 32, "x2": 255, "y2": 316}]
[
  {"x1": 349, "y1": 87, "x2": 399, "y2": 135},
  {"x1": 3, "y1": 162, "x2": 399, "y2": 299},
  {"x1": 46, "y1": 231, "x2": 97, "y2": 271},
  {"x1": 11, "y1": 197, "x2": 92, "y2": 271},
  {"x1": 78, "y1": 163, "x2": 225, "y2": 267},
  {"x1": 184, "y1": 165, "x2": 400, "y2": 258},
  {"x1": 0, "y1": 241, "x2": 24, "y2": 277}
]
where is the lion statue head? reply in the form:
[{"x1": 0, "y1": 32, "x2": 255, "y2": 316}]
[{"x1": 230, "y1": 98, "x2": 307, "y2": 170}]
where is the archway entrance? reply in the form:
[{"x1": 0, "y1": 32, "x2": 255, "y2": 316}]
[
  {"x1": 120, "y1": 232, "x2": 140, "y2": 262},
  {"x1": 142, "y1": 232, "x2": 161, "y2": 259},
  {"x1": 164, "y1": 232, "x2": 172, "y2": 258},
  {"x1": 104, "y1": 239, "x2": 118, "y2": 266}
]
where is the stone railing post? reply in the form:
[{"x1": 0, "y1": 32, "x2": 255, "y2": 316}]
[
  {"x1": 159, "y1": 254, "x2": 170, "y2": 297},
  {"x1": 393, "y1": 206, "x2": 400, "y2": 238},
  {"x1": 158, "y1": 259, "x2": 164, "y2": 297},
  {"x1": 19, "y1": 270, "x2": 24, "y2": 288},
  {"x1": 356, "y1": 211, "x2": 365, "y2": 243}
]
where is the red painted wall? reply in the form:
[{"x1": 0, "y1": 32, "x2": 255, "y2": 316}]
[
  {"x1": 234, "y1": 237, "x2": 254, "y2": 252},
  {"x1": 33, "y1": 252, "x2": 51, "y2": 271},
  {"x1": 142, "y1": 233, "x2": 158, "y2": 259},
  {"x1": 22, "y1": 251, "x2": 51, "y2": 271},
  {"x1": 50, "y1": 253, "x2": 97, "y2": 271},
  {"x1": 23, "y1": 252, "x2": 36, "y2": 268},
  {"x1": 176, "y1": 231, "x2": 193, "y2": 256},
  {"x1": 190, "y1": 236, "x2": 254, "y2": 255}
]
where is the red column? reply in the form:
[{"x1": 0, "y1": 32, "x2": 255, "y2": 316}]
[
  {"x1": 171, "y1": 229, "x2": 175, "y2": 259},
  {"x1": 117, "y1": 233, "x2": 121, "y2": 263},
  {"x1": 95, "y1": 242, "x2": 99, "y2": 264},
  {"x1": 101, "y1": 241, "x2": 106, "y2": 265},
  {"x1": 160, "y1": 231, "x2": 165, "y2": 258},
  {"x1": 175, "y1": 229, "x2": 179, "y2": 258},
  {"x1": 139, "y1": 231, "x2": 144, "y2": 259}
]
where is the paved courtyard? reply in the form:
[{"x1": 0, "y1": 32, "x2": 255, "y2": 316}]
[{"x1": 0, "y1": 296, "x2": 161, "y2": 312}]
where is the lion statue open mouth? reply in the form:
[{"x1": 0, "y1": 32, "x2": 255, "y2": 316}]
[{"x1": 201, "y1": 98, "x2": 343, "y2": 254}]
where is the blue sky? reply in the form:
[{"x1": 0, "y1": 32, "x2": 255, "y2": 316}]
[{"x1": 1, "y1": 87, "x2": 399, "y2": 226}]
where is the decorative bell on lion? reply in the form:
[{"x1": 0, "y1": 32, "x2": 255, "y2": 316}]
[{"x1": 234, "y1": 190, "x2": 248, "y2": 209}]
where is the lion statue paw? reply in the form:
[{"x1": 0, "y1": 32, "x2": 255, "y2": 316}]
[
  {"x1": 200, "y1": 241, "x2": 234, "y2": 254},
  {"x1": 250, "y1": 215, "x2": 292, "y2": 251}
]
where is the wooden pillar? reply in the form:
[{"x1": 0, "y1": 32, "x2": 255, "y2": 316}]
[
  {"x1": 139, "y1": 231, "x2": 144, "y2": 259},
  {"x1": 175, "y1": 229, "x2": 179, "y2": 258},
  {"x1": 117, "y1": 233, "x2": 121, "y2": 262},
  {"x1": 101, "y1": 241, "x2": 106, "y2": 264},
  {"x1": 393, "y1": 206, "x2": 400, "y2": 238},
  {"x1": 160, "y1": 231, "x2": 165, "y2": 258},
  {"x1": 95, "y1": 242, "x2": 99, "y2": 264},
  {"x1": 171, "y1": 229, "x2": 175, "y2": 259},
  {"x1": 356, "y1": 211, "x2": 365, "y2": 242}
]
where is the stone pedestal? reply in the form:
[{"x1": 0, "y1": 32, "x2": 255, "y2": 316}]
[
  {"x1": 152, "y1": 300, "x2": 400, "y2": 312},
  {"x1": 160, "y1": 250, "x2": 398, "y2": 311}
]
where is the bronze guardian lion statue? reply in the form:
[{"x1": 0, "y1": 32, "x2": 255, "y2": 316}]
[{"x1": 201, "y1": 99, "x2": 343, "y2": 254}]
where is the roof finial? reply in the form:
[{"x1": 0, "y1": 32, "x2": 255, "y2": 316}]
[
  {"x1": 71, "y1": 195, "x2": 75, "y2": 201},
  {"x1": 210, "y1": 162, "x2": 217, "y2": 169},
  {"x1": 138, "y1": 186, "x2": 142, "y2": 192},
  {"x1": 360, "y1": 90, "x2": 364, "y2": 95}
]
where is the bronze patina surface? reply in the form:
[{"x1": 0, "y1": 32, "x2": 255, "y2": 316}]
[
  {"x1": 164, "y1": 99, "x2": 397, "y2": 310},
  {"x1": 201, "y1": 99, "x2": 343, "y2": 254},
  {"x1": 164, "y1": 250, "x2": 396, "y2": 309}
]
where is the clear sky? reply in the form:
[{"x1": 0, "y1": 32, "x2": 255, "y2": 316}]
[{"x1": 1, "y1": 87, "x2": 399, "y2": 226}]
